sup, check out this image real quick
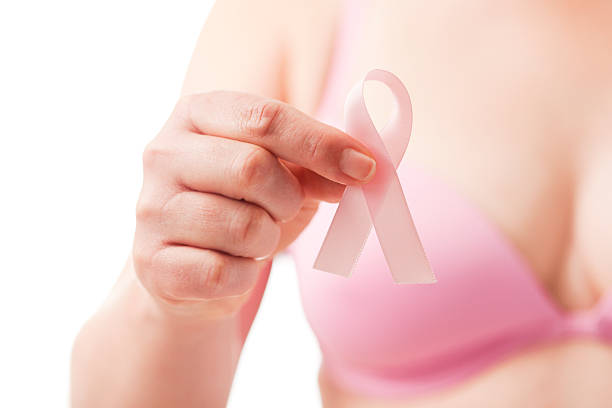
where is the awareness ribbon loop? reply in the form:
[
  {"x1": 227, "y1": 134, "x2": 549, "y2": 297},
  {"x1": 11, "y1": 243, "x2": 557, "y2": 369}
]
[{"x1": 313, "y1": 69, "x2": 436, "y2": 284}]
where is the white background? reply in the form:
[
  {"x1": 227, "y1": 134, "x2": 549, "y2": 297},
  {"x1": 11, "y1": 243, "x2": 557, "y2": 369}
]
[{"x1": 0, "y1": 1, "x2": 321, "y2": 406}]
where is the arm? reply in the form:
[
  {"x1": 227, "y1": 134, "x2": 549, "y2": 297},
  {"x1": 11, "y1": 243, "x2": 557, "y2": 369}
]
[
  {"x1": 70, "y1": 1, "x2": 374, "y2": 406},
  {"x1": 71, "y1": 1, "x2": 287, "y2": 406}
]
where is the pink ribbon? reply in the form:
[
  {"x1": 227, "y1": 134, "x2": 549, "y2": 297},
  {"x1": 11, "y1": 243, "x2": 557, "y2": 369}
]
[{"x1": 313, "y1": 69, "x2": 436, "y2": 284}]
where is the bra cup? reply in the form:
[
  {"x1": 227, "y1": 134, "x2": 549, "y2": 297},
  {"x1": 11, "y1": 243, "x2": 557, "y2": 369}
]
[
  {"x1": 288, "y1": 83, "x2": 562, "y2": 391},
  {"x1": 289, "y1": 161, "x2": 561, "y2": 372}
]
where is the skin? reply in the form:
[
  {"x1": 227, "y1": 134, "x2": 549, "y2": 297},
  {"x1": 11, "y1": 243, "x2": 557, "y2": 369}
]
[{"x1": 71, "y1": 0, "x2": 612, "y2": 407}]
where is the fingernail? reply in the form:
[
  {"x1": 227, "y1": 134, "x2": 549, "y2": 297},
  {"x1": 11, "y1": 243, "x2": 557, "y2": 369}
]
[{"x1": 339, "y1": 148, "x2": 376, "y2": 182}]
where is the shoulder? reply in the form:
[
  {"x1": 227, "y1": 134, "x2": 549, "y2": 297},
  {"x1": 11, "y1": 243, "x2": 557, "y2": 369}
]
[
  {"x1": 182, "y1": 0, "x2": 343, "y2": 115},
  {"x1": 282, "y1": 0, "x2": 344, "y2": 115}
]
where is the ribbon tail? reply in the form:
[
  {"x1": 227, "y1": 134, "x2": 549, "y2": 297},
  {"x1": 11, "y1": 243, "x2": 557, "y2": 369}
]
[
  {"x1": 313, "y1": 186, "x2": 372, "y2": 277},
  {"x1": 366, "y1": 171, "x2": 437, "y2": 284}
]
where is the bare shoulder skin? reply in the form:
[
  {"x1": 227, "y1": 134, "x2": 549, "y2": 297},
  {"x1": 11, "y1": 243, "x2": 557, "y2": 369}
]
[{"x1": 181, "y1": 0, "x2": 342, "y2": 109}]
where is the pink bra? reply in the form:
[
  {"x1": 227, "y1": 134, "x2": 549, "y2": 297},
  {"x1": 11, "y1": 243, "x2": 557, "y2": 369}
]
[{"x1": 285, "y1": 0, "x2": 612, "y2": 398}]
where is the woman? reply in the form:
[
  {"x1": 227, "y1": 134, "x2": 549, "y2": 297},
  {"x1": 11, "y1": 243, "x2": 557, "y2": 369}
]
[{"x1": 71, "y1": 0, "x2": 612, "y2": 406}]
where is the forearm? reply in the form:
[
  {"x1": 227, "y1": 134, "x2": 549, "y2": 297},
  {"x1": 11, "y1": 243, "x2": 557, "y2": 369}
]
[{"x1": 71, "y1": 257, "x2": 271, "y2": 408}]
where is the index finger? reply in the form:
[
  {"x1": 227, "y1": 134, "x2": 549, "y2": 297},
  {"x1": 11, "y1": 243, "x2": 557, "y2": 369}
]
[{"x1": 182, "y1": 91, "x2": 377, "y2": 185}]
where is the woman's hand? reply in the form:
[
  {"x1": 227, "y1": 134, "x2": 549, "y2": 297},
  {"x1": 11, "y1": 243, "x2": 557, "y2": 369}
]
[{"x1": 132, "y1": 91, "x2": 377, "y2": 316}]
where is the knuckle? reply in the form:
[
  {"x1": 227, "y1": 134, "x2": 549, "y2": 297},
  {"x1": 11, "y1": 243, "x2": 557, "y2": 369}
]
[
  {"x1": 158, "y1": 192, "x2": 182, "y2": 222},
  {"x1": 135, "y1": 189, "x2": 174, "y2": 226},
  {"x1": 135, "y1": 194, "x2": 158, "y2": 223},
  {"x1": 199, "y1": 253, "x2": 229, "y2": 295},
  {"x1": 239, "y1": 99, "x2": 282, "y2": 138},
  {"x1": 229, "y1": 203, "x2": 263, "y2": 245},
  {"x1": 300, "y1": 131, "x2": 325, "y2": 162},
  {"x1": 131, "y1": 241, "x2": 160, "y2": 288},
  {"x1": 131, "y1": 244, "x2": 152, "y2": 275},
  {"x1": 160, "y1": 192, "x2": 221, "y2": 228},
  {"x1": 141, "y1": 141, "x2": 171, "y2": 171},
  {"x1": 236, "y1": 146, "x2": 274, "y2": 189}
]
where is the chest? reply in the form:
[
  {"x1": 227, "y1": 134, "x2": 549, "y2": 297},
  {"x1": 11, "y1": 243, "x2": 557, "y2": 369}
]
[{"x1": 310, "y1": 0, "x2": 612, "y2": 310}]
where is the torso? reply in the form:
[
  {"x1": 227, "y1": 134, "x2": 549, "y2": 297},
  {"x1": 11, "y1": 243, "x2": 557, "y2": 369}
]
[{"x1": 286, "y1": 0, "x2": 612, "y2": 406}]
